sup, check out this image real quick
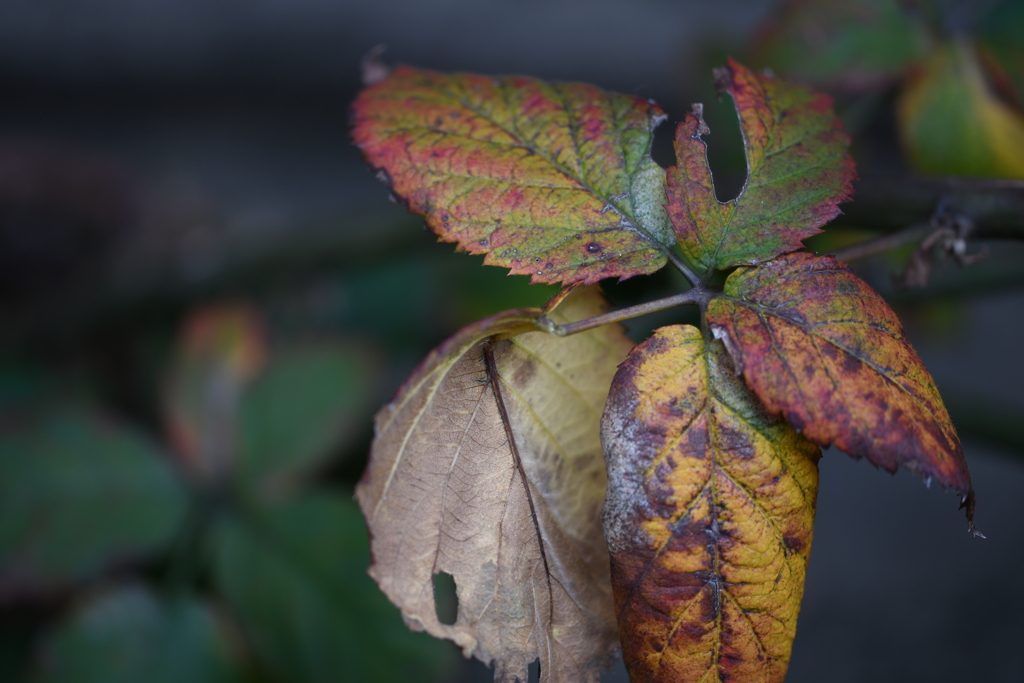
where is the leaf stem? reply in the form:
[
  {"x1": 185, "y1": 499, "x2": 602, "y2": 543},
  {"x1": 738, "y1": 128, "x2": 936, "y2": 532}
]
[
  {"x1": 664, "y1": 250, "x2": 702, "y2": 287},
  {"x1": 541, "y1": 288, "x2": 708, "y2": 337},
  {"x1": 829, "y1": 223, "x2": 933, "y2": 263}
]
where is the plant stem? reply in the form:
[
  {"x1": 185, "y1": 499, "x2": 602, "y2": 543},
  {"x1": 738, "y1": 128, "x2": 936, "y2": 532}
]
[
  {"x1": 830, "y1": 223, "x2": 932, "y2": 263},
  {"x1": 542, "y1": 288, "x2": 707, "y2": 336},
  {"x1": 835, "y1": 175, "x2": 1024, "y2": 238}
]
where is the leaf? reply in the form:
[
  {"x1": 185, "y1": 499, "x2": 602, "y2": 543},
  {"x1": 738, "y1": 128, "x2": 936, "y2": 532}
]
[
  {"x1": 602, "y1": 325, "x2": 819, "y2": 683},
  {"x1": 163, "y1": 305, "x2": 267, "y2": 483},
  {"x1": 0, "y1": 409, "x2": 189, "y2": 593},
  {"x1": 351, "y1": 66, "x2": 673, "y2": 286},
  {"x1": 897, "y1": 39, "x2": 1024, "y2": 180},
  {"x1": 213, "y1": 494, "x2": 454, "y2": 683},
  {"x1": 751, "y1": 0, "x2": 930, "y2": 90},
  {"x1": 979, "y1": 0, "x2": 1024, "y2": 108},
  {"x1": 705, "y1": 252, "x2": 976, "y2": 526},
  {"x1": 665, "y1": 58, "x2": 855, "y2": 272},
  {"x1": 356, "y1": 286, "x2": 632, "y2": 683},
  {"x1": 32, "y1": 586, "x2": 235, "y2": 683},
  {"x1": 238, "y1": 344, "x2": 377, "y2": 493}
]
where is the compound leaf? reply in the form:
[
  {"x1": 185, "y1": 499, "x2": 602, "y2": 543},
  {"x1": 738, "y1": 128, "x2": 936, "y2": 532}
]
[
  {"x1": 352, "y1": 66, "x2": 673, "y2": 285},
  {"x1": 706, "y1": 252, "x2": 976, "y2": 526},
  {"x1": 666, "y1": 59, "x2": 855, "y2": 271},
  {"x1": 356, "y1": 286, "x2": 631, "y2": 683},
  {"x1": 602, "y1": 325, "x2": 819, "y2": 683}
]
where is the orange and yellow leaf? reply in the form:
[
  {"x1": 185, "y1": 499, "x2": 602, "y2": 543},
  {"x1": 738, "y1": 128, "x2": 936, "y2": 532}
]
[
  {"x1": 602, "y1": 325, "x2": 820, "y2": 683},
  {"x1": 706, "y1": 252, "x2": 976, "y2": 526}
]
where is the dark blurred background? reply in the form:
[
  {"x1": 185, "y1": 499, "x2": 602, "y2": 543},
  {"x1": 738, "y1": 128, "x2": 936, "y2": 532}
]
[{"x1": 1, "y1": 1, "x2": 1022, "y2": 682}]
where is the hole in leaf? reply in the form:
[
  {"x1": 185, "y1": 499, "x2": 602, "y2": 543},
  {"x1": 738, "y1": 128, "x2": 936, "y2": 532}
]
[
  {"x1": 432, "y1": 571, "x2": 459, "y2": 625},
  {"x1": 703, "y1": 93, "x2": 747, "y2": 203},
  {"x1": 528, "y1": 659, "x2": 541, "y2": 683}
]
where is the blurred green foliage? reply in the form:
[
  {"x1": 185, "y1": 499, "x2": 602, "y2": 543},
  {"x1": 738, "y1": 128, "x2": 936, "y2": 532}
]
[{"x1": 751, "y1": 0, "x2": 1024, "y2": 179}]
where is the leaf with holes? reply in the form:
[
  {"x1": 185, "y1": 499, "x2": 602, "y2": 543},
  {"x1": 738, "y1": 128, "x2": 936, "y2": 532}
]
[
  {"x1": 602, "y1": 325, "x2": 820, "y2": 683},
  {"x1": 352, "y1": 66, "x2": 675, "y2": 285},
  {"x1": 706, "y1": 252, "x2": 976, "y2": 527},
  {"x1": 665, "y1": 58, "x2": 855, "y2": 271},
  {"x1": 356, "y1": 286, "x2": 632, "y2": 683}
]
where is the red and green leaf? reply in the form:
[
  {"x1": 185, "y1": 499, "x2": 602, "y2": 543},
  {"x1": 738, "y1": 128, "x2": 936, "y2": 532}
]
[
  {"x1": 352, "y1": 66, "x2": 676, "y2": 286},
  {"x1": 706, "y1": 252, "x2": 976, "y2": 526},
  {"x1": 602, "y1": 325, "x2": 820, "y2": 683},
  {"x1": 665, "y1": 58, "x2": 856, "y2": 272}
]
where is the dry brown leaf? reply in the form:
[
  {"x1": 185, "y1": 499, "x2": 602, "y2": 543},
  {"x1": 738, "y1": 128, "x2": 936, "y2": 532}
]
[{"x1": 356, "y1": 286, "x2": 632, "y2": 683}]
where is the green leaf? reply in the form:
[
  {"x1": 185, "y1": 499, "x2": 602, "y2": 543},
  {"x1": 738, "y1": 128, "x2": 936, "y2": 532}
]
[
  {"x1": 33, "y1": 587, "x2": 235, "y2": 683},
  {"x1": 705, "y1": 252, "x2": 976, "y2": 528},
  {"x1": 238, "y1": 345, "x2": 376, "y2": 493},
  {"x1": 665, "y1": 59, "x2": 855, "y2": 272},
  {"x1": 213, "y1": 493, "x2": 456, "y2": 683},
  {"x1": 352, "y1": 65, "x2": 673, "y2": 285},
  {"x1": 897, "y1": 39, "x2": 1024, "y2": 179},
  {"x1": 0, "y1": 409, "x2": 189, "y2": 591},
  {"x1": 980, "y1": 0, "x2": 1024, "y2": 108},
  {"x1": 751, "y1": 0, "x2": 930, "y2": 89}
]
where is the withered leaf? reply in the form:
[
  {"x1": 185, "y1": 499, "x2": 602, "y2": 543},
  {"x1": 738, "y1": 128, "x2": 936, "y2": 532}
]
[
  {"x1": 602, "y1": 325, "x2": 820, "y2": 683},
  {"x1": 706, "y1": 252, "x2": 976, "y2": 527},
  {"x1": 356, "y1": 287, "x2": 632, "y2": 683}
]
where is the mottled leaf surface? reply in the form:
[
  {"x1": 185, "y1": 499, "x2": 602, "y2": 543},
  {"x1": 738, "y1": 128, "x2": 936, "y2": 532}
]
[
  {"x1": 352, "y1": 66, "x2": 673, "y2": 285},
  {"x1": 356, "y1": 287, "x2": 631, "y2": 683},
  {"x1": 602, "y1": 325, "x2": 819, "y2": 683},
  {"x1": 706, "y1": 252, "x2": 975, "y2": 523},
  {"x1": 666, "y1": 59, "x2": 855, "y2": 271}
]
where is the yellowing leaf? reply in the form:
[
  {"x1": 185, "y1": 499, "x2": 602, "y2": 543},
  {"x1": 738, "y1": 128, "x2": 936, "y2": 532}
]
[
  {"x1": 665, "y1": 59, "x2": 855, "y2": 272},
  {"x1": 602, "y1": 325, "x2": 819, "y2": 683},
  {"x1": 898, "y1": 39, "x2": 1024, "y2": 179},
  {"x1": 706, "y1": 252, "x2": 976, "y2": 526},
  {"x1": 356, "y1": 287, "x2": 632, "y2": 683},
  {"x1": 351, "y1": 66, "x2": 673, "y2": 285}
]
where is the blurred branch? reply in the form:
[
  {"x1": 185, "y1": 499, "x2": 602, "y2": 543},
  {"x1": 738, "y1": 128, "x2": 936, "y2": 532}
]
[{"x1": 836, "y1": 175, "x2": 1024, "y2": 239}]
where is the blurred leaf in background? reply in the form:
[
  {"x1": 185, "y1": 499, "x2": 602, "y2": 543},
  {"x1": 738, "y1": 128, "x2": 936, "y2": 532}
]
[
  {"x1": 32, "y1": 586, "x2": 236, "y2": 683},
  {"x1": 751, "y1": 0, "x2": 931, "y2": 90},
  {"x1": 978, "y1": 0, "x2": 1024, "y2": 108},
  {"x1": 237, "y1": 344, "x2": 378, "y2": 496},
  {"x1": 0, "y1": 409, "x2": 188, "y2": 595},
  {"x1": 898, "y1": 38, "x2": 1024, "y2": 178},
  {"x1": 213, "y1": 494, "x2": 455, "y2": 683},
  {"x1": 162, "y1": 305, "x2": 267, "y2": 485},
  {"x1": 750, "y1": 0, "x2": 1024, "y2": 180}
]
